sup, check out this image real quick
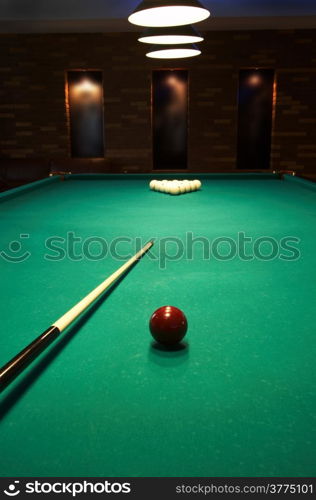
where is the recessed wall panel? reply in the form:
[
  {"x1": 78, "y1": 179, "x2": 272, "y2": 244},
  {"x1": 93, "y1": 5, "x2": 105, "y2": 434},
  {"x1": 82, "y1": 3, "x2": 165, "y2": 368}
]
[
  {"x1": 67, "y1": 71, "x2": 104, "y2": 158},
  {"x1": 237, "y1": 69, "x2": 275, "y2": 170},
  {"x1": 152, "y1": 70, "x2": 188, "y2": 170}
]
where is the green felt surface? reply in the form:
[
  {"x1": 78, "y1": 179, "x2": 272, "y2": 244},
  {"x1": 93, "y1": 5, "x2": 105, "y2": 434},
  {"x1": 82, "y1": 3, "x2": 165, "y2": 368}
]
[{"x1": 0, "y1": 174, "x2": 315, "y2": 477}]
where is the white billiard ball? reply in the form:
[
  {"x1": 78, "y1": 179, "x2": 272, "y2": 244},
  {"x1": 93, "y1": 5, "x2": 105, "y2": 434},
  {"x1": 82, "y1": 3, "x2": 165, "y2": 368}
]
[
  {"x1": 195, "y1": 180, "x2": 202, "y2": 190},
  {"x1": 165, "y1": 181, "x2": 172, "y2": 194},
  {"x1": 184, "y1": 180, "x2": 191, "y2": 193},
  {"x1": 156, "y1": 181, "x2": 162, "y2": 192},
  {"x1": 179, "y1": 182, "x2": 186, "y2": 194},
  {"x1": 168, "y1": 181, "x2": 175, "y2": 194},
  {"x1": 149, "y1": 180, "x2": 157, "y2": 190},
  {"x1": 170, "y1": 184, "x2": 180, "y2": 195}
]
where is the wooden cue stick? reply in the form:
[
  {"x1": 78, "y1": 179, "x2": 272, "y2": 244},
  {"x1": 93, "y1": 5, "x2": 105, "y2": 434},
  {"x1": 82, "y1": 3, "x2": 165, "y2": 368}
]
[{"x1": 0, "y1": 240, "x2": 154, "y2": 393}]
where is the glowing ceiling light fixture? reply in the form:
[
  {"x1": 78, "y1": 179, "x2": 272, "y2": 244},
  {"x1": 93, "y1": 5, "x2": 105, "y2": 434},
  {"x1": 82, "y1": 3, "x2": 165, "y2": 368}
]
[
  {"x1": 128, "y1": 0, "x2": 210, "y2": 27},
  {"x1": 138, "y1": 25, "x2": 203, "y2": 44},
  {"x1": 146, "y1": 43, "x2": 201, "y2": 59}
]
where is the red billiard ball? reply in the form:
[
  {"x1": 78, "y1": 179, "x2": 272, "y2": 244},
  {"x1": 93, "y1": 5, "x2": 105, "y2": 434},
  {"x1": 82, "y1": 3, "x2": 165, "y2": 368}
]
[{"x1": 149, "y1": 306, "x2": 188, "y2": 346}]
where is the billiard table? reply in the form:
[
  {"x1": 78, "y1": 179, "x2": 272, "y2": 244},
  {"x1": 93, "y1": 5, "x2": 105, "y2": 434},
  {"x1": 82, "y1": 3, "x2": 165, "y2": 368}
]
[{"x1": 0, "y1": 173, "x2": 315, "y2": 477}]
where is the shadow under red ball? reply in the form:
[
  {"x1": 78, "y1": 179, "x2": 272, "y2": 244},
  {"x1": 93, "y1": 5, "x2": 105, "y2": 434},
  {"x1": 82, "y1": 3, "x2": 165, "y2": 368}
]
[{"x1": 149, "y1": 305, "x2": 188, "y2": 346}]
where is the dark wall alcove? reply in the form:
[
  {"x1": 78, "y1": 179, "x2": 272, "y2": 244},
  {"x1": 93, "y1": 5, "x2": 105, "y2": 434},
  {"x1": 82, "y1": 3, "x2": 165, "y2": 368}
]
[
  {"x1": 152, "y1": 70, "x2": 188, "y2": 170},
  {"x1": 237, "y1": 69, "x2": 275, "y2": 170},
  {"x1": 67, "y1": 70, "x2": 104, "y2": 158}
]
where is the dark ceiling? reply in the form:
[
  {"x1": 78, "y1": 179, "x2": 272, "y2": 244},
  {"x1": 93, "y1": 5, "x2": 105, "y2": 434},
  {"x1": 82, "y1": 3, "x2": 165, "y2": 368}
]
[{"x1": 0, "y1": 0, "x2": 316, "y2": 32}]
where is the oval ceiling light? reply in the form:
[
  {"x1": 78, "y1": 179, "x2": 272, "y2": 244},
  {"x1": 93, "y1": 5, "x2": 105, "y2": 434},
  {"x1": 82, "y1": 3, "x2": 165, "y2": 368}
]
[
  {"x1": 146, "y1": 44, "x2": 201, "y2": 59},
  {"x1": 128, "y1": 0, "x2": 210, "y2": 27},
  {"x1": 138, "y1": 25, "x2": 203, "y2": 44}
]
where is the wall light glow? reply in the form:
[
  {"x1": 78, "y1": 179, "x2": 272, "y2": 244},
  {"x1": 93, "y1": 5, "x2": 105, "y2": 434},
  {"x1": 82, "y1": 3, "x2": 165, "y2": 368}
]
[
  {"x1": 74, "y1": 78, "x2": 100, "y2": 96},
  {"x1": 247, "y1": 74, "x2": 263, "y2": 87}
]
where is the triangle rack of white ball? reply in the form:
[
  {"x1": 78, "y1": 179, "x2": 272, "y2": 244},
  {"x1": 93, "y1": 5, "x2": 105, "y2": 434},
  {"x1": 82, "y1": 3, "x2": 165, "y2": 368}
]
[{"x1": 149, "y1": 179, "x2": 201, "y2": 194}]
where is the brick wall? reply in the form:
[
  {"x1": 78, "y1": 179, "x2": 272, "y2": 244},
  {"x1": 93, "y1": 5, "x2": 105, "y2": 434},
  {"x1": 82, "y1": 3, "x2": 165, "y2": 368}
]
[{"x1": 0, "y1": 30, "x2": 315, "y2": 174}]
